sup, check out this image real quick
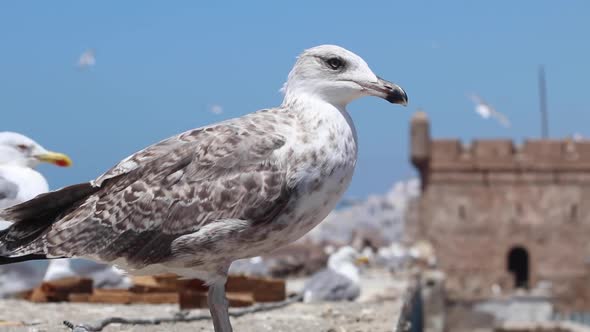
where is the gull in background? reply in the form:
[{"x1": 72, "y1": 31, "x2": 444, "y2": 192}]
[
  {"x1": 209, "y1": 104, "x2": 224, "y2": 115},
  {"x1": 302, "y1": 246, "x2": 368, "y2": 302},
  {"x1": 0, "y1": 132, "x2": 72, "y2": 212},
  {"x1": 0, "y1": 132, "x2": 128, "y2": 294},
  {"x1": 0, "y1": 132, "x2": 72, "y2": 295},
  {"x1": 77, "y1": 49, "x2": 96, "y2": 69},
  {"x1": 573, "y1": 133, "x2": 584, "y2": 141},
  {"x1": 468, "y1": 93, "x2": 510, "y2": 128}
]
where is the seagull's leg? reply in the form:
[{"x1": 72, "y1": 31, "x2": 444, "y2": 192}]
[{"x1": 208, "y1": 279, "x2": 233, "y2": 332}]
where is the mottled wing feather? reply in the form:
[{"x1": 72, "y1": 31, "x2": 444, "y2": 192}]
[{"x1": 7, "y1": 113, "x2": 290, "y2": 267}]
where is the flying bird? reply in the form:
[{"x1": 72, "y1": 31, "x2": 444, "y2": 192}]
[
  {"x1": 77, "y1": 49, "x2": 96, "y2": 69},
  {"x1": 302, "y1": 246, "x2": 368, "y2": 302},
  {"x1": 468, "y1": 93, "x2": 510, "y2": 128},
  {"x1": 0, "y1": 45, "x2": 407, "y2": 332},
  {"x1": 209, "y1": 104, "x2": 224, "y2": 115}
]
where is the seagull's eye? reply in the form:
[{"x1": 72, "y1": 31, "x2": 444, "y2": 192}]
[
  {"x1": 326, "y1": 57, "x2": 344, "y2": 70},
  {"x1": 16, "y1": 144, "x2": 28, "y2": 151}
]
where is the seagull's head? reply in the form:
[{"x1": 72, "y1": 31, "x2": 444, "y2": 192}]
[
  {"x1": 0, "y1": 132, "x2": 72, "y2": 168},
  {"x1": 282, "y1": 45, "x2": 408, "y2": 107},
  {"x1": 328, "y1": 246, "x2": 370, "y2": 269}
]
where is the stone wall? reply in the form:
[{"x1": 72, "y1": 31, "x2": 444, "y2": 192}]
[
  {"x1": 496, "y1": 322, "x2": 590, "y2": 332},
  {"x1": 408, "y1": 111, "x2": 590, "y2": 309}
]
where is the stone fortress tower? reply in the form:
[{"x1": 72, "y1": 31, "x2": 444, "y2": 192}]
[{"x1": 408, "y1": 111, "x2": 590, "y2": 310}]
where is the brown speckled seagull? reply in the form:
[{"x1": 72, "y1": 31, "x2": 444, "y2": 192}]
[{"x1": 0, "y1": 45, "x2": 407, "y2": 332}]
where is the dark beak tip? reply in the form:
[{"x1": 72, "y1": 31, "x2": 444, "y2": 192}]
[{"x1": 386, "y1": 87, "x2": 408, "y2": 106}]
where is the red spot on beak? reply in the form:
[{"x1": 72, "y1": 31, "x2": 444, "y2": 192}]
[{"x1": 56, "y1": 159, "x2": 70, "y2": 167}]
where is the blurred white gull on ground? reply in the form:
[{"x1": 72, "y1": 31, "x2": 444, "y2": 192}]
[
  {"x1": 302, "y1": 246, "x2": 368, "y2": 303},
  {"x1": 375, "y1": 242, "x2": 410, "y2": 271},
  {"x1": 44, "y1": 259, "x2": 131, "y2": 289}
]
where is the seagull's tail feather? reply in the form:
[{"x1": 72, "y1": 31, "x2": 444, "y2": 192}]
[
  {"x1": 0, "y1": 183, "x2": 98, "y2": 224},
  {"x1": 0, "y1": 182, "x2": 100, "y2": 259},
  {"x1": 0, "y1": 254, "x2": 53, "y2": 265}
]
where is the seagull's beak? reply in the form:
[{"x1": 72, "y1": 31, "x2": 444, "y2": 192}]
[
  {"x1": 358, "y1": 77, "x2": 408, "y2": 106},
  {"x1": 354, "y1": 256, "x2": 370, "y2": 266},
  {"x1": 34, "y1": 151, "x2": 73, "y2": 167}
]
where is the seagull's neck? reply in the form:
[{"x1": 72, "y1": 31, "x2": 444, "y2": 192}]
[
  {"x1": 282, "y1": 90, "x2": 347, "y2": 111},
  {"x1": 281, "y1": 91, "x2": 357, "y2": 144}
]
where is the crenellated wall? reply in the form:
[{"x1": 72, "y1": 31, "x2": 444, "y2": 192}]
[
  {"x1": 429, "y1": 139, "x2": 590, "y2": 173},
  {"x1": 407, "y1": 112, "x2": 590, "y2": 310}
]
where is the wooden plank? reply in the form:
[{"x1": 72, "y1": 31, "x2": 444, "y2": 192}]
[
  {"x1": 41, "y1": 277, "x2": 93, "y2": 294},
  {"x1": 70, "y1": 290, "x2": 180, "y2": 304},
  {"x1": 29, "y1": 287, "x2": 49, "y2": 303},
  {"x1": 226, "y1": 275, "x2": 286, "y2": 302},
  {"x1": 227, "y1": 292, "x2": 255, "y2": 307},
  {"x1": 131, "y1": 275, "x2": 207, "y2": 293},
  {"x1": 29, "y1": 277, "x2": 93, "y2": 302},
  {"x1": 133, "y1": 292, "x2": 179, "y2": 304},
  {"x1": 179, "y1": 290, "x2": 254, "y2": 309},
  {"x1": 132, "y1": 274, "x2": 284, "y2": 302},
  {"x1": 178, "y1": 290, "x2": 209, "y2": 309}
]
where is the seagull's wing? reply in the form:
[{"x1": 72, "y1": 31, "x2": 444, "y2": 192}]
[
  {"x1": 77, "y1": 50, "x2": 96, "y2": 68},
  {"x1": 0, "y1": 111, "x2": 291, "y2": 267},
  {"x1": 489, "y1": 109, "x2": 511, "y2": 128},
  {"x1": 468, "y1": 93, "x2": 492, "y2": 118},
  {"x1": 303, "y1": 268, "x2": 360, "y2": 302},
  {"x1": 468, "y1": 93, "x2": 484, "y2": 105},
  {"x1": 0, "y1": 174, "x2": 19, "y2": 209}
]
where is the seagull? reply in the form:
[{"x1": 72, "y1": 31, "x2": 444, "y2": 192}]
[
  {"x1": 0, "y1": 132, "x2": 72, "y2": 212},
  {"x1": 302, "y1": 246, "x2": 368, "y2": 303},
  {"x1": 468, "y1": 93, "x2": 510, "y2": 128},
  {"x1": 44, "y1": 258, "x2": 131, "y2": 289},
  {"x1": 0, "y1": 133, "x2": 129, "y2": 294},
  {"x1": 77, "y1": 49, "x2": 96, "y2": 69},
  {"x1": 210, "y1": 104, "x2": 224, "y2": 115},
  {"x1": 0, "y1": 132, "x2": 72, "y2": 295},
  {"x1": 0, "y1": 45, "x2": 407, "y2": 332}
]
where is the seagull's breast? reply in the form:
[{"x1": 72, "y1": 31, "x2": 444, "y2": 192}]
[{"x1": 273, "y1": 104, "x2": 358, "y2": 245}]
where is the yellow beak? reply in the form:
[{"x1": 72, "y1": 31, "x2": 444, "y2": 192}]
[
  {"x1": 35, "y1": 151, "x2": 73, "y2": 167},
  {"x1": 354, "y1": 256, "x2": 370, "y2": 266}
]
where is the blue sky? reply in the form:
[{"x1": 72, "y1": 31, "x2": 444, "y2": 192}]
[{"x1": 1, "y1": 1, "x2": 589, "y2": 198}]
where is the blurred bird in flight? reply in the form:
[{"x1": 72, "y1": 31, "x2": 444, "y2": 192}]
[
  {"x1": 77, "y1": 48, "x2": 96, "y2": 69},
  {"x1": 468, "y1": 93, "x2": 510, "y2": 128}
]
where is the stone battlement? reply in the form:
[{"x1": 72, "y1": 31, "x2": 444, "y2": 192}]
[
  {"x1": 410, "y1": 112, "x2": 590, "y2": 172},
  {"x1": 407, "y1": 111, "x2": 590, "y2": 314},
  {"x1": 429, "y1": 139, "x2": 590, "y2": 171}
]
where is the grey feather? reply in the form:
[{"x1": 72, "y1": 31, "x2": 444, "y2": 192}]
[
  {"x1": 0, "y1": 110, "x2": 293, "y2": 269},
  {"x1": 0, "y1": 175, "x2": 18, "y2": 203},
  {"x1": 303, "y1": 268, "x2": 360, "y2": 302}
]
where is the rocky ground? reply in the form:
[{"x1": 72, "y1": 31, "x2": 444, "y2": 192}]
[{"x1": 0, "y1": 269, "x2": 409, "y2": 332}]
